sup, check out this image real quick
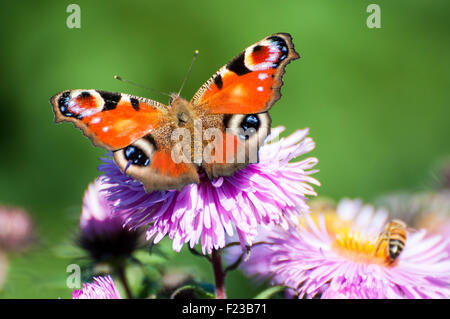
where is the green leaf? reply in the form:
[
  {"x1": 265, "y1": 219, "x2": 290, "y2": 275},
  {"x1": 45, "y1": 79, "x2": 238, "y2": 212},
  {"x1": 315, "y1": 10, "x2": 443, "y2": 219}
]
[
  {"x1": 52, "y1": 240, "x2": 85, "y2": 259},
  {"x1": 253, "y1": 286, "x2": 286, "y2": 299},
  {"x1": 133, "y1": 250, "x2": 168, "y2": 267},
  {"x1": 170, "y1": 284, "x2": 216, "y2": 299}
]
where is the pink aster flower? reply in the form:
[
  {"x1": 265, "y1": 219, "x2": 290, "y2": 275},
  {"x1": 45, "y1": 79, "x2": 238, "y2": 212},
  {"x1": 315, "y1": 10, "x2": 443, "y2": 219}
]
[
  {"x1": 233, "y1": 199, "x2": 450, "y2": 299},
  {"x1": 100, "y1": 126, "x2": 320, "y2": 254},
  {"x1": 78, "y1": 178, "x2": 142, "y2": 262},
  {"x1": 72, "y1": 275, "x2": 122, "y2": 299},
  {"x1": 0, "y1": 206, "x2": 34, "y2": 252}
]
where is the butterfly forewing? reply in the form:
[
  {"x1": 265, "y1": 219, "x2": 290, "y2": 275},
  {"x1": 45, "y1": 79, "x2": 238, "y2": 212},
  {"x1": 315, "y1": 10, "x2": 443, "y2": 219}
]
[
  {"x1": 51, "y1": 89, "x2": 168, "y2": 150},
  {"x1": 191, "y1": 33, "x2": 299, "y2": 114}
]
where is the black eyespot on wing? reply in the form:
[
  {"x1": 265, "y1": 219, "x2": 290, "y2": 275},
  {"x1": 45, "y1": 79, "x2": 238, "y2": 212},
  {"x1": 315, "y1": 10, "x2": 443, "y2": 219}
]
[
  {"x1": 213, "y1": 74, "x2": 223, "y2": 89},
  {"x1": 267, "y1": 36, "x2": 289, "y2": 67},
  {"x1": 241, "y1": 115, "x2": 260, "y2": 131},
  {"x1": 130, "y1": 97, "x2": 140, "y2": 111},
  {"x1": 267, "y1": 36, "x2": 288, "y2": 50},
  {"x1": 98, "y1": 91, "x2": 121, "y2": 111},
  {"x1": 124, "y1": 145, "x2": 150, "y2": 166},
  {"x1": 240, "y1": 115, "x2": 260, "y2": 140},
  {"x1": 58, "y1": 91, "x2": 74, "y2": 117},
  {"x1": 227, "y1": 52, "x2": 251, "y2": 76}
]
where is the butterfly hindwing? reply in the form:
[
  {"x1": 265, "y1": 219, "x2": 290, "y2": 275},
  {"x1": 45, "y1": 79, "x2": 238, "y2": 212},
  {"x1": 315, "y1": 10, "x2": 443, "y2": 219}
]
[
  {"x1": 198, "y1": 112, "x2": 272, "y2": 179},
  {"x1": 113, "y1": 133, "x2": 199, "y2": 191}
]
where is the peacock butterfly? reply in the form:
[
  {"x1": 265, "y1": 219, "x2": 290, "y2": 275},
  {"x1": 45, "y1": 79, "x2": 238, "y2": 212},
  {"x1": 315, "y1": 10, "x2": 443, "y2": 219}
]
[{"x1": 50, "y1": 33, "x2": 300, "y2": 192}]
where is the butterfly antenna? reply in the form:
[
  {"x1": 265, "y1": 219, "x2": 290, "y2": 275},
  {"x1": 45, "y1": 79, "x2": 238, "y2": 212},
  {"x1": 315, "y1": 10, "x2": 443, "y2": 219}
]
[
  {"x1": 177, "y1": 50, "x2": 199, "y2": 97},
  {"x1": 114, "y1": 75, "x2": 171, "y2": 97}
]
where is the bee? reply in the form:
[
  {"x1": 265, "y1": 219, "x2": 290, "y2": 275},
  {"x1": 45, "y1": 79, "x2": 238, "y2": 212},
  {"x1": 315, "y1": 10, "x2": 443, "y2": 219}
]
[{"x1": 375, "y1": 219, "x2": 407, "y2": 264}]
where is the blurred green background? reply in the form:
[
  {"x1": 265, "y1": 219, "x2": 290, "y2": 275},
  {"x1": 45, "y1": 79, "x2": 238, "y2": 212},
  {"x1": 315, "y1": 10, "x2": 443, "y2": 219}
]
[{"x1": 0, "y1": 0, "x2": 449, "y2": 298}]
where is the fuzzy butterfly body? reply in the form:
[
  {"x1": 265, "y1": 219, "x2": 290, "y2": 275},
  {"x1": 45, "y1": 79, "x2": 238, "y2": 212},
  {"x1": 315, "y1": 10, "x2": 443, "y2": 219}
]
[{"x1": 50, "y1": 33, "x2": 300, "y2": 192}]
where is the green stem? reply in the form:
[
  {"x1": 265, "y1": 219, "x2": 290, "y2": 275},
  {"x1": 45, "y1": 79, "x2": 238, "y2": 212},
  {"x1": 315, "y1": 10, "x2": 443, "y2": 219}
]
[
  {"x1": 117, "y1": 264, "x2": 133, "y2": 299},
  {"x1": 211, "y1": 249, "x2": 226, "y2": 299}
]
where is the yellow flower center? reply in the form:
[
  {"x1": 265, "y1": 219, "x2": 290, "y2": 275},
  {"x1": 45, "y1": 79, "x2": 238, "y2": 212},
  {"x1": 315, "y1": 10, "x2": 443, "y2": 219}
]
[
  {"x1": 305, "y1": 210, "x2": 391, "y2": 265},
  {"x1": 332, "y1": 229, "x2": 388, "y2": 264}
]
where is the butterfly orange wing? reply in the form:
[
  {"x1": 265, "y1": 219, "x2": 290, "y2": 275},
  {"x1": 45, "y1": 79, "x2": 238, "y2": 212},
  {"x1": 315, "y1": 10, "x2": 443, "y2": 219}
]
[
  {"x1": 50, "y1": 89, "x2": 199, "y2": 191},
  {"x1": 191, "y1": 33, "x2": 299, "y2": 114},
  {"x1": 50, "y1": 89, "x2": 169, "y2": 150}
]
